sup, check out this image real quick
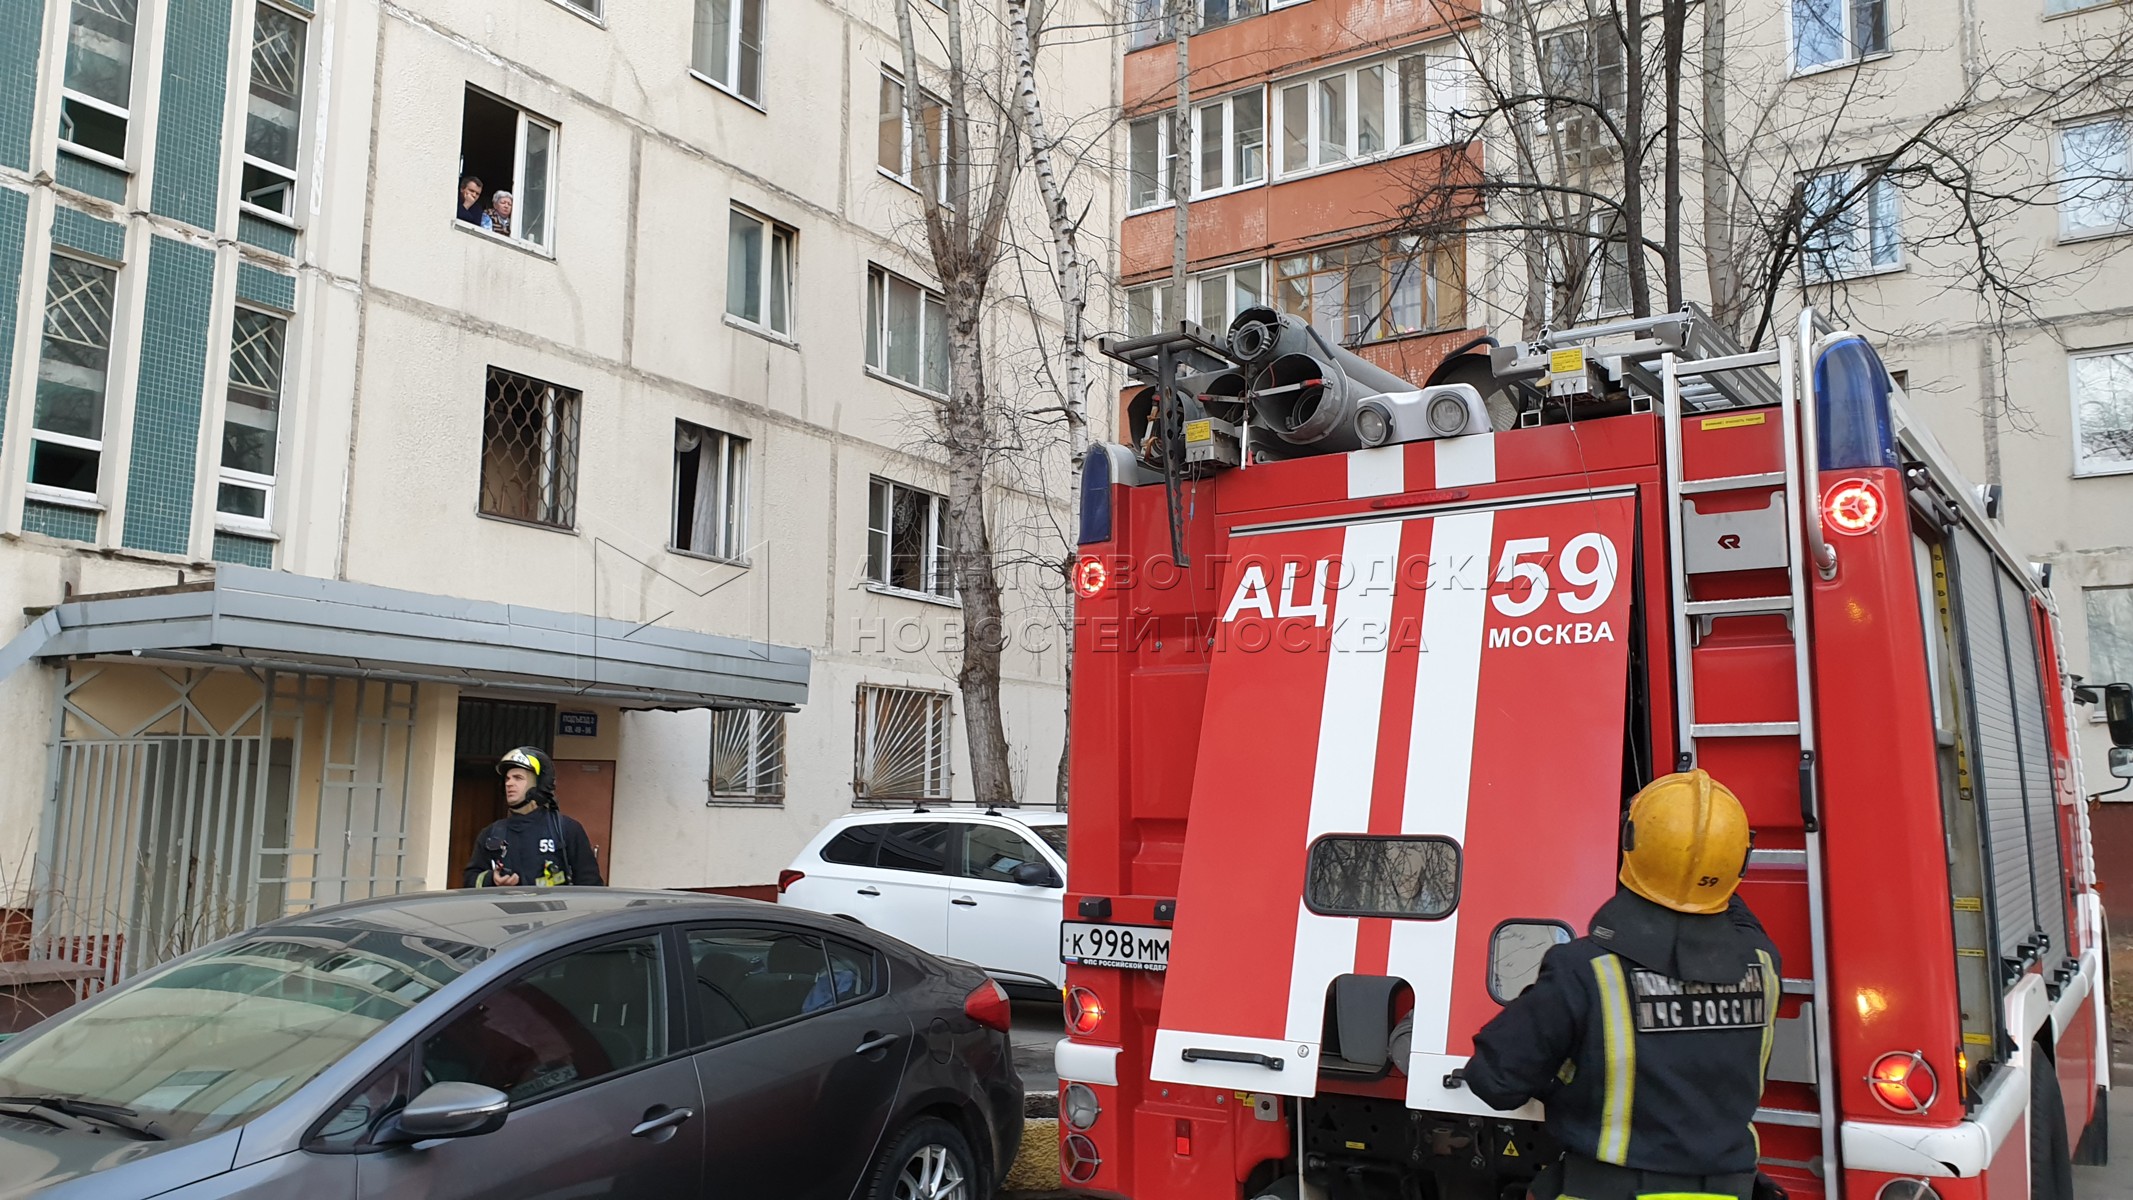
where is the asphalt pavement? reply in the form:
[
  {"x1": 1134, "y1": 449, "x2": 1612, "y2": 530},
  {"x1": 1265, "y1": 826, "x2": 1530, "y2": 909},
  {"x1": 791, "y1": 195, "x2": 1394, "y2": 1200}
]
[
  {"x1": 1011, "y1": 998, "x2": 1062, "y2": 1100},
  {"x1": 2075, "y1": 1077, "x2": 2130, "y2": 1200}
]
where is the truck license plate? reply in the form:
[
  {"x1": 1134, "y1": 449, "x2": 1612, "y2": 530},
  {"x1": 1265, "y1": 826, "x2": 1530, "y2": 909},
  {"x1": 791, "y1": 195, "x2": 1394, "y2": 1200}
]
[{"x1": 1060, "y1": 922, "x2": 1171, "y2": 971}]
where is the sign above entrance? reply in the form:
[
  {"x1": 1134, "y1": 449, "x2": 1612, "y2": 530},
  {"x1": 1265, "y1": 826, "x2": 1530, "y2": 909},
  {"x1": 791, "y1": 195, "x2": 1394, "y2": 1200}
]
[{"x1": 558, "y1": 711, "x2": 598, "y2": 738}]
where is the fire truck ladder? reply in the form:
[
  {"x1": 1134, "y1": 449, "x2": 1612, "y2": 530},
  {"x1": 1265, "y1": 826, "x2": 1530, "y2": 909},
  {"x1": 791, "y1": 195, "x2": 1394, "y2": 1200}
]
[{"x1": 1658, "y1": 311, "x2": 1843, "y2": 1183}]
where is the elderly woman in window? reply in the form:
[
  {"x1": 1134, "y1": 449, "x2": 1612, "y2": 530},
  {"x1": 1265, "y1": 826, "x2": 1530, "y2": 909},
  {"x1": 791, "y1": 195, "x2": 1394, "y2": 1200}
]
[{"x1": 481, "y1": 191, "x2": 514, "y2": 237}]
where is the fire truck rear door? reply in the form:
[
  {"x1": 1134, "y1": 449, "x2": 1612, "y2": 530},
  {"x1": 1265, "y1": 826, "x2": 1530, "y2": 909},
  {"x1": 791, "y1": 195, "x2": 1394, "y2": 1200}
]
[{"x1": 1150, "y1": 490, "x2": 1638, "y2": 1116}]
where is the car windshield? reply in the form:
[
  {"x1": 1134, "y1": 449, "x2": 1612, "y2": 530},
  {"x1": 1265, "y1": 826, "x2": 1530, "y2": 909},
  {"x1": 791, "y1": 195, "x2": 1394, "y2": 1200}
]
[
  {"x1": 0, "y1": 927, "x2": 486, "y2": 1140},
  {"x1": 1031, "y1": 823, "x2": 1068, "y2": 859}
]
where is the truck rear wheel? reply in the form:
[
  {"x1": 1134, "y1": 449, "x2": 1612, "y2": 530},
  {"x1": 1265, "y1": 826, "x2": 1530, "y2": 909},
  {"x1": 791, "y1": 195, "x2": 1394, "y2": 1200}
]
[{"x1": 2030, "y1": 1050, "x2": 2074, "y2": 1200}]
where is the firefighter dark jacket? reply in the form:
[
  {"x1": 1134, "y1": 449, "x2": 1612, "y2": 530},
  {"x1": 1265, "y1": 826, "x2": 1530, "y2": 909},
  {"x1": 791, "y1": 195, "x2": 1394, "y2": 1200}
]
[
  {"x1": 462, "y1": 806, "x2": 605, "y2": 888},
  {"x1": 1461, "y1": 890, "x2": 1781, "y2": 1178}
]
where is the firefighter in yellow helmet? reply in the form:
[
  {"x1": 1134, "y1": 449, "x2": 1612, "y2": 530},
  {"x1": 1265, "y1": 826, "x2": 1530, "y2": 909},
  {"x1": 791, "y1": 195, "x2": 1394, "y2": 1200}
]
[{"x1": 1453, "y1": 770, "x2": 1782, "y2": 1200}]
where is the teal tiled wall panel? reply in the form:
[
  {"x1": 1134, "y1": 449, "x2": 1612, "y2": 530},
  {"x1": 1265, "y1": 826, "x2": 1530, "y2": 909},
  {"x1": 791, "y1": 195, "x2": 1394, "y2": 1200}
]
[
  {"x1": 0, "y1": 188, "x2": 25, "y2": 461},
  {"x1": 149, "y1": 0, "x2": 233, "y2": 230},
  {"x1": 237, "y1": 262, "x2": 296, "y2": 312},
  {"x1": 0, "y1": 0, "x2": 43, "y2": 171},
  {"x1": 238, "y1": 213, "x2": 297, "y2": 256},
  {"x1": 23, "y1": 501, "x2": 99, "y2": 544},
  {"x1": 123, "y1": 236, "x2": 216, "y2": 555},
  {"x1": 51, "y1": 207, "x2": 125, "y2": 262},
  {"x1": 56, "y1": 152, "x2": 128, "y2": 203},
  {"x1": 212, "y1": 532, "x2": 275, "y2": 567}
]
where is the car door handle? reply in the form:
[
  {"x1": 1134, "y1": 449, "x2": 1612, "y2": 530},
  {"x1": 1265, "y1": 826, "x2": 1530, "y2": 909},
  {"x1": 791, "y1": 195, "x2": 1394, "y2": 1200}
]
[
  {"x1": 951, "y1": 896, "x2": 977, "y2": 906},
  {"x1": 630, "y1": 1107, "x2": 695, "y2": 1138},
  {"x1": 857, "y1": 887, "x2": 881, "y2": 897},
  {"x1": 854, "y1": 1032, "x2": 900, "y2": 1055}
]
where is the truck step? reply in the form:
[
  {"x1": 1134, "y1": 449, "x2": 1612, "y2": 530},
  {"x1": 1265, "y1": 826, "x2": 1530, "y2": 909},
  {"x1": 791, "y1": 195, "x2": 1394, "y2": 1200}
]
[
  {"x1": 1754, "y1": 1107, "x2": 1824, "y2": 1128},
  {"x1": 1692, "y1": 721, "x2": 1801, "y2": 738},
  {"x1": 1684, "y1": 596, "x2": 1794, "y2": 618},
  {"x1": 1680, "y1": 471, "x2": 1788, "y2": 496}
]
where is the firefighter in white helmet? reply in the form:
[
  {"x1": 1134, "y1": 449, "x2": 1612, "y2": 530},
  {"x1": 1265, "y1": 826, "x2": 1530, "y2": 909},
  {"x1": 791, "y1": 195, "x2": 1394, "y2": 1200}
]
[{"x1": 1452, "y1": 770, "x2": 1782, "y2": 1200}]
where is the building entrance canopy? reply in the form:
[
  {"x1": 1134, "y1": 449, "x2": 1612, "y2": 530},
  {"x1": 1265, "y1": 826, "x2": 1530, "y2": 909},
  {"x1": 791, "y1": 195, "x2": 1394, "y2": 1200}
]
[{"x1": 0, "y1": 565, "x2": 810, "y2": 711}]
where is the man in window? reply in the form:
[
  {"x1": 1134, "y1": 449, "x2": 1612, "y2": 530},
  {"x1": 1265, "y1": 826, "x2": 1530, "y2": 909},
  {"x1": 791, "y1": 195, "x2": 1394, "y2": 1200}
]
[
  {"x1": 457, "y1": 174, "x2": 486, "y2": 224},
  {"x1": 463, "y1": 746, "x2": 605, "y2": 888}
]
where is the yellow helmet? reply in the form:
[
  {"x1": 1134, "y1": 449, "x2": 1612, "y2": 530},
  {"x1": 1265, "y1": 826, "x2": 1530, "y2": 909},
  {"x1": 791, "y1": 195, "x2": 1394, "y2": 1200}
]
[{"x1": 1618, "y1": 770, "x2": 1752, "y2": 914}]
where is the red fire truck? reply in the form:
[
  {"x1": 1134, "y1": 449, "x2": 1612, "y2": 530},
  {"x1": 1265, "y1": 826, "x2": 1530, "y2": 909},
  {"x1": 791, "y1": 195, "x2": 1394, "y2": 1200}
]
[{"x1": 1057, "y1": 303, "x2": 2123, "y2": 1200}]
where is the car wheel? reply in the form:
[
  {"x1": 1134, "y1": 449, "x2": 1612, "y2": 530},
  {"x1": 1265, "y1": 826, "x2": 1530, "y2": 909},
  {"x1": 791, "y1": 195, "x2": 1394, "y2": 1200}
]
[{"x1": 866, "y1": 1115, "x2": 977, "y2": 1200}]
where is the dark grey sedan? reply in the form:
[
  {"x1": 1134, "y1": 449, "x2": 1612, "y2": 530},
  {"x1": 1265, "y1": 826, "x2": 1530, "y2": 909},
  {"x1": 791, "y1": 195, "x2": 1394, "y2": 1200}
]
[{"x1": 0, "y1": 889, "x2": 1022, "y2": 1199}]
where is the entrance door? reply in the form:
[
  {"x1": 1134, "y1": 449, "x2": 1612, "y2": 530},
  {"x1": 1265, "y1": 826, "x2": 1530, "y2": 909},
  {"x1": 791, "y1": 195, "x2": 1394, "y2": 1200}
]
[
  {"x1": 554, "y1": 761, "x2": 616, "y2": 878},
  {"x1": 1148, "y1": 493, "x2": 1639, "y2": 1118}
]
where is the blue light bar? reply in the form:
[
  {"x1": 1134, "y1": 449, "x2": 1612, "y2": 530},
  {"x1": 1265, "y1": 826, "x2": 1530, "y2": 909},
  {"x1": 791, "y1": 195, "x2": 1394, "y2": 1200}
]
[
  {"x1": 1078, "y1": 446, "x2": 1115, "y2": 545},
  {"x1": 1813, "y1": 335, "x2": 1899, "y2": 472}
]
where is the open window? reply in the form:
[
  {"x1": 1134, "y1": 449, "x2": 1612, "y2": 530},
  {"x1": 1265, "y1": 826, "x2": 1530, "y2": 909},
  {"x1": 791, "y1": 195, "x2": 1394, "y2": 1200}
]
[
  {"x1": 457, "y1": 89, "x2": 557, "y2": 252},
  {"x1": 241, "y1": 3, "x2": 308, "y2": 220},
  {"x1": 59, "y1": 0, "x2": 139, "y2": 165}
]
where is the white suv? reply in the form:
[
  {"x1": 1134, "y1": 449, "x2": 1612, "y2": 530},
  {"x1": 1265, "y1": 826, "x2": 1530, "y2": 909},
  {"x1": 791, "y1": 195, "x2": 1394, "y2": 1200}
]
[{"x1": 779, "y1": 808, "x2": 1069, "y2": 992}]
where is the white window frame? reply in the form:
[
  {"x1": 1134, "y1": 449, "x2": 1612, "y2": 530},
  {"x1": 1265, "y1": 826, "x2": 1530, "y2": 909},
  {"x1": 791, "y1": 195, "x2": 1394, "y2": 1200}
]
[
  {"x1": 57, "y1": 0, "x2": 142, "y2": 169},
  {"x1": 1273, "y1": 235, "x2": 1466, "y2": 346},
  {"x1": 552, "y1": 0, "x2": 603, "y2": 22},
  {"x1": 865, "y1": 264, "x2": 949, "y2": 396},
  {"x1": 1190, "y1": 88, "x2": 1267, "y2": 199},
  {"x1": 1592, "y1": 213, "x2": 1633, "y2": 319},
  {"x1": 2058, "y1": 114, "x2": 2133, "y2": 241},
  {"x1": 216, "y1": 305, "x2": 289, "y2": 534},
  {"x1": 237, "y1": 0, "x2": 310, "y2": 226},
  {"x1": 878, "y1": 69, "x2": 949, "y2": 202},
  {"x1": 460, "y1": 92, "x2": 560, "y2": 255},
  {"x1": 1126, "y1": 0, "x2": 1310, "y2": 50},
  {"x1": 1126, "y1": 113, "x2": 1172, "y2": 213},
  {"x1": 2069, "y1": 345, "x2": 2133, "y2": 478},
  {"x1": 708, "y1": 708, "x2": 785, "y2": 804},
  {"x1": 1274, "y1": 44, "x2": 1468, "y2": 180},
  {"x1": 2046, "y1": 0, "x2": 2122, "y2": 13},
  {"x1": 1789, "y1": 0, "x2": 1890, "y2": 74},
  {"x1": 1536, "y1": 21, "x2": 1626, "y2": 150},
  {"x1": 866, "y1": 477, "x2": 954, "y2": 600},
  {"x1": 672, "y1": 421, "x2": 750, "y2": 561},
  {"x1": 691, "y1": 0, "x2": 764, "y2": 106},
  {"x1": 27, "y1": 251, "x2": 120, "y2": 512},
  {"x1": 1125, "y1": 261, "x2": 1268, "y2": 339},
  {"x1": 1800, "y1": 166, "x2": 1904, "y2": 282},
  {"x1": 725, "y1": 205, "x2": 795, "y2": 339},
  {"x1": 854, "y1": 684, "x2": 953, "y2": 803}
]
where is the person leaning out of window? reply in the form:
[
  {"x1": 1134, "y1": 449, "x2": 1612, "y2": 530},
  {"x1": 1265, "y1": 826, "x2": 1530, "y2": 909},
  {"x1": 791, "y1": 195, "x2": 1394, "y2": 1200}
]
[
  {"x1": 481, "y1": 192, "x2": 514, "y2": 237},
  {"x1": 456, "y1": 174, "x2": 485, "y2": 225}
]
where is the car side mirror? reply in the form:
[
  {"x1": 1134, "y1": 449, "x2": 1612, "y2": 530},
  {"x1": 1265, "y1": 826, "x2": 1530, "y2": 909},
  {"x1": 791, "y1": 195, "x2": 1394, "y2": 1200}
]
[
  {"x1": 1012, "y1": 861, "x2": 1060, "y2": 889},
  {"x1": 2111, "y1": 746, "x2": 2133, "y2": 780},
  {"x1": 2106, "y1": 683, "x2": 2133, "y2": 749},
  {"x1": 380, "y1": 1082, "x2": 510, "y2": 1142}
]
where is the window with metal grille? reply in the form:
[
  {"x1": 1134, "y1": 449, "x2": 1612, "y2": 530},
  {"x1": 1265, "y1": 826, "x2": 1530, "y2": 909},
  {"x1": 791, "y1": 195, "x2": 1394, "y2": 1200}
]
[
  {"x1": 59, "y1": 0, "x2": 138, "y2": 164},
  {"x1": 457, "y1": 89, "x2": 557, "y2": 252},
  {"x1": 864, "y1": 266, "x2": 949, "y2": 394},
  {"x1": 31, "y1": 254, "x2": 118, "y2": 503},
  {"x1": 480, "y1": 369, "x2": 581, "y2": 530},
  {"x1": 866, "y1": 478, "x2": 952, "y2": 598},
  {"x1": 673, "y1": 422, "x2": 748, "y2": 560},
  {"x1": 854, "y1": 685, "x2": 951, "y2": 803},
  {"x1": 455, "y1": 698, "x2": 556, "y2": 760},
  {"x1": 241, "y1": 3, "x2": 306, "y2": 219},
  {"x1": 692, "y1": 0, "x2": 763, "y2": 104},
  {"x1": 709, "y1": 709, "x2": 784, "y2": 803},
  {"x1": 219, "y1": 308, "x2": 286, "y2": 527}
]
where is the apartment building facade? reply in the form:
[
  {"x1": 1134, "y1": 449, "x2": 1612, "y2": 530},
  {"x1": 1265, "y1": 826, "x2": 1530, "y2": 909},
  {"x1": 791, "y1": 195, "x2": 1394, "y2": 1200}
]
[
  {"x1": 0, "y1": 0, "x2": 1108, "y2": 979},
  {"x1": 1117, "y1": 0, "x2": 2133, "y2": 809}
]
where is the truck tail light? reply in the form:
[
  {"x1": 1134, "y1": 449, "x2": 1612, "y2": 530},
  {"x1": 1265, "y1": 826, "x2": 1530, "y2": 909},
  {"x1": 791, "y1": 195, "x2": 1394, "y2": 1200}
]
[
  {"x1": 1875, "y1": 1182, "x2": 1941, "y2": 1200},
  {"x1": 776, "y1": 869, "x2": 804, "y2": 894},
  {"x1": 1174, "y1": 1118, "x2": 1193, "y2": 1157},
  {"x1": 1066, "y1": 985, "x2": 1106, "y2": 1036},
  {"x1": 1867, "y1": 1050, "x2": 1937, "y2": 1113},
  {"x1": 965, "y1": 980, "x2": 1013, "y2": 1032},
  {"x1": 1075, "y1": 555, "x2": 1109, "y2": 598},
  {"x1": 1063, "y1": 1132, "x2": 1102, "y2": 1184},
  {"x1": 1823, "y1": 479, "x2": 1885, "y2": 536}
]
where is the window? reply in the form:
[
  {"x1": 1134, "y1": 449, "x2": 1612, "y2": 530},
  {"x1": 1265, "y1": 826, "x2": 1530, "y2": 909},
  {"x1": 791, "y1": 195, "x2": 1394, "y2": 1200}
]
[
  {"x1": 2047, "y1": 0, "x2": 2120, "y2": 10},
  {"x1": 1303, "y1": 836, "x2": 1460, "y2": 919},
  {"x1": 2087, "y1": 586, "x2": 2133, "y2": 686},
  {"x1": 687, "y1": 928, "x2": 877, "y2": 1044},
  {"x1": 864, "y1": 266, "x2": 949, "y2": 394},
  {"x1": 692, "y1": 0, "x2": 764, "y2": 104},
  {"x1": 710, "y1": 709, "x2": 784, "y2": 802},
  {"x1": 1128, "y1": 0, "x2": 1299, "y2": 49},
  {"x1": 878, "y1": 70, "x2": 948, "y2": 200},
  {"x1": 1801, "y1": 167, "x2": 1902, "y2": 281},
  {"x1": 2060, "y1": 116, "x2": 2132, "y2": 239},
  {"x1": 1538, "y1": 22, "x2": 1625, "y2": 147},
  {"x1": 1274, "y1": 235, "x2": 1466, "y2": 345},
  {"x1": 1792, "y1": 0, "x2": 1888, "y2": 72},
  {"x1": 673, "y1": 422, "x2": 748, "y2": 558},
  {"x1": 457, "y1": 90, "x2": 556, "y2": 252},
  {"x1": 1192, "y1": 89, "x2": 1266, "y2": 197},
  {"x1": 2071, "y1": 348, "x2": 2133, "y2": 476},
  {"x1": 1127, "y1": 114, "x2": 1171, "y2": 211},
  {"x1": 241, "y1": 4, "x2": 306, "y2": 219},
  {"x1": 1277, "y1": 47, "x2": 1466, "y2": 177},
  {"x1": 1488, "y1": 921, "x2": 1572, "y2": 1002},
  {"x1": 874, "y1": 822, "x2": 952, "y2": 871},
  {"x1": 854, "y1": 686, "x2": 952, "y2": 802},
  {"x1": 1594, "y1": 215, "x2": 1633, "y2": 317},
  {"x1": 59, "y1": 0, "x2": 139, "y2": 163},
  {"x1": 422, "y1": 936, "x2": 665, "y2": 1105},
  {"x1": 962, "y1": 825, "x2": 1048, "y2": 883},
  {"x1": 479, "y1": 368, "x2": 581, "y2": 529},
  {"x1": 1125, "y1": 261, "x2": 1267, "y2": 339},
  {"x1": 29, "y1": 254, "x2": 118, "y2": 502},
  {"x1": 820, "y1": 823, "x2": 885, "y2": 865},
  {"x1": 866, "y1": 478, "x2": 951, "y2": 597},
  {"x1": 218, "y1": 308, "x2": 287, "y2": 527},
  {"x1": 725, "y1": 207, "x2": 793, "y2": 337}
]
